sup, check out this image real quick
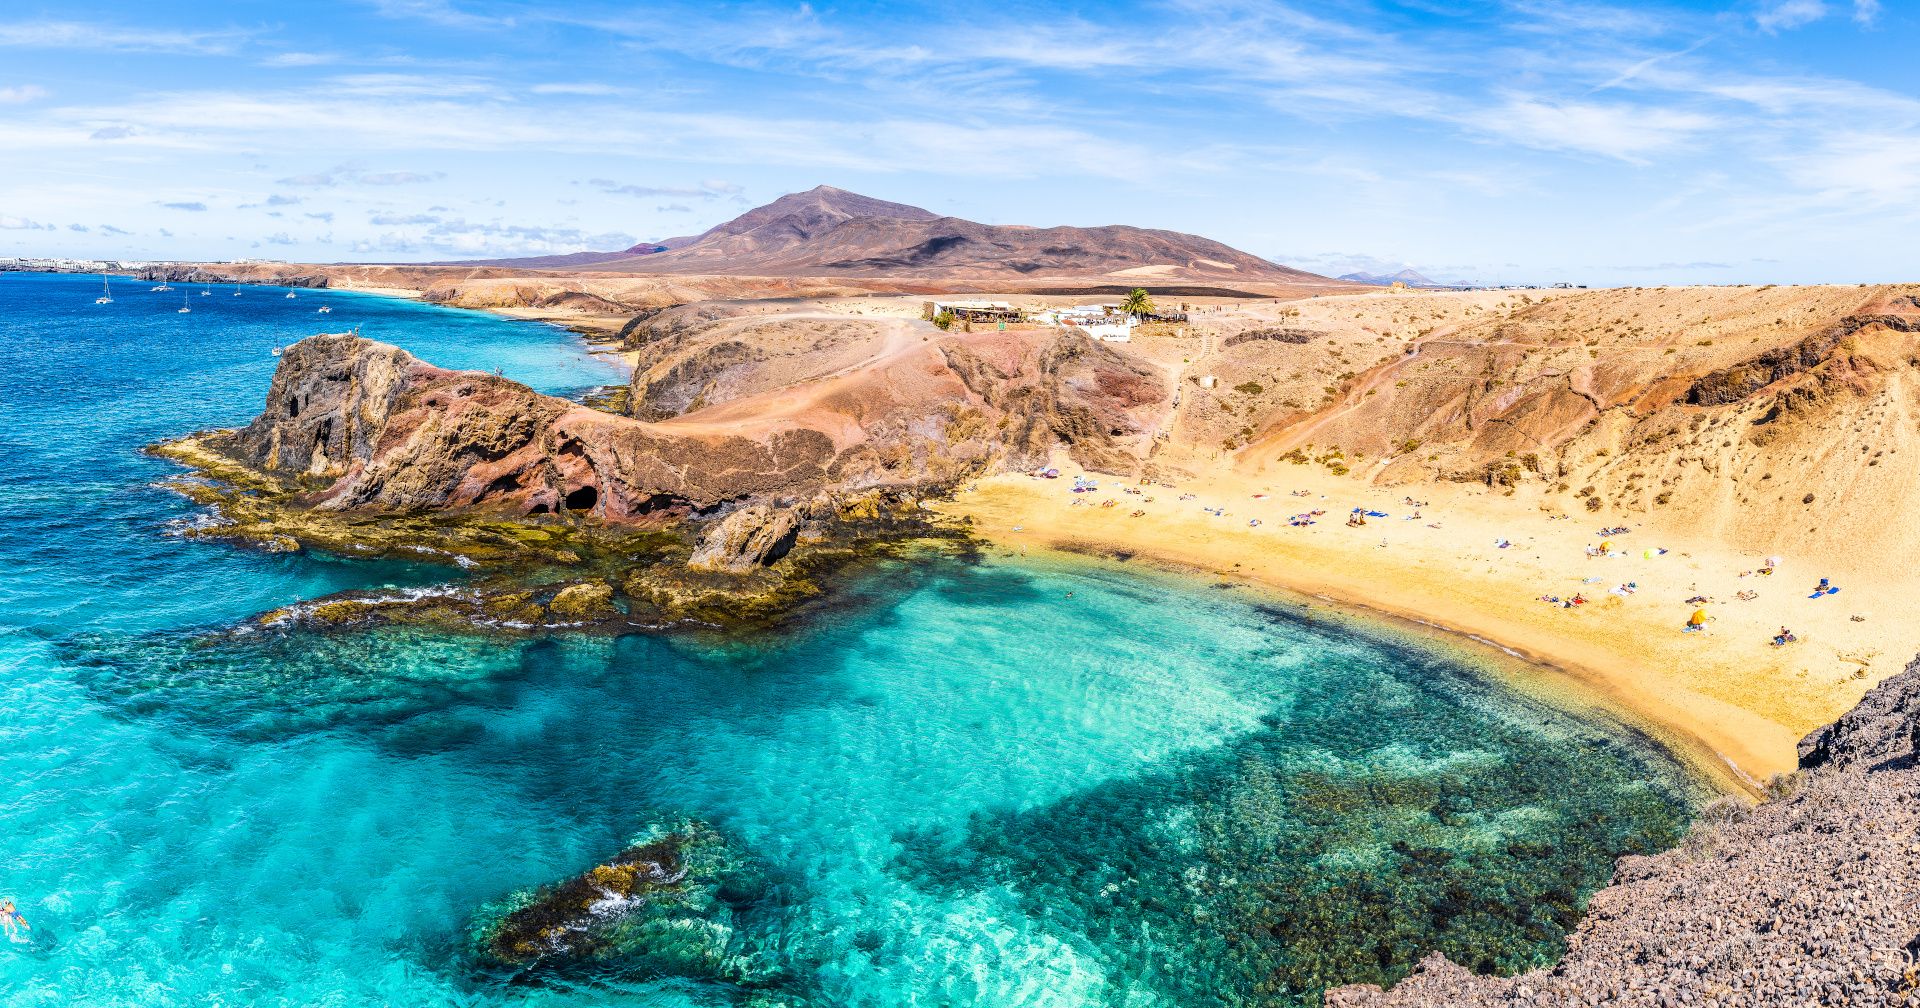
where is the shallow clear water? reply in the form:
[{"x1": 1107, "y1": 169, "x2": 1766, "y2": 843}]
[{"x1": 0, "y1": 271, "x2": 1699, "y2": 1006}]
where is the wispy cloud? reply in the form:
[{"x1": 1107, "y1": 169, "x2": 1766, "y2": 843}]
[
  {"x1": 261, "y1": 51, "x2": 339, "y2": 67},
  {"x1": 1754, "y1": 0, "x2": 1829, "y2": 32},
  {"x1": 278, "y1": 163, "x2": 444, "y2": 187},
  {"x1": 1461, "y1": 98, "x2": 1716, "y2": 163},
  {"x1": 584, "y1": 178, "x2": 741, "y2": 199},
  {"x1": 529, "y1": 82, "x2": 621, "y2": 95},
  {"x1": 0, "y1": 20, "x2": 253, "y2": 54},
  {"x1": 159, "y1": 200, "x2": 208, "y2": 212},
  {"x1": 0, "y1": 215, "x2": 55, "y2": 230},
  {"x1": 0, "y1": 84, "x2": 48, "y2": 103}
]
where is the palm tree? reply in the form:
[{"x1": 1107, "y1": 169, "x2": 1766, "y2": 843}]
[{"x1": 1121, "y1": 288, "x2": 1155, "y2": 318}]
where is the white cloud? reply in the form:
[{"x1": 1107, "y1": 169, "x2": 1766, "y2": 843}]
[
  {"x1": 1462, "y1": 98, "x2": 1716, "y2": 163},
  {"x1": 359, "y1": 170, "x2": 444, "y2": 185},
  {"x1": 278, "y1": 164, "x2": 443, "y2": 187},
  {"x1": 1774, "y1": 132, "x2": 1920, "y2": 206},
  {"x1": 585, "y1": 178, "x2": 741, "y2": 199},
  {"x1": 1854, "y1": 0, "x2": 1882, "y2": 24},
  {"x1": 1755, "y1": 0, "x2": 1828, "y2": 32},
  {"x1": 0, "y1": 20, "x2": 252, "y2": 54},
  {"x1": 0, "y1": 215, "x2": 54, "y2": 230},
  {"x1": 261, "y1": 52, "x2": 339, "y2": 67},
  {"x1": 0, "y1": 85, "x2": 48, "y2": 104},
  {"x1": 369, "y1": 212, "x2": 442, "y2": 224},
  {"x1": 529, "y1": 82, "x2": 621, "y2": 95},
  {"x1": 159, "y1": 200, "x2": 208, "y2": 211}
]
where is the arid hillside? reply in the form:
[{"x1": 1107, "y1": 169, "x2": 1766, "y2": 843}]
[{"x1": 1122, "y1": 283, "x2": 1920, "y2": 559}]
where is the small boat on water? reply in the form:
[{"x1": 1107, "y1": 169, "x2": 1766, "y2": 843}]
[
  {"x1": 151, "y1": 283, "x2": 172, "y2": 292},
  {"x1": 177, "y1": 294, "x2": 191, "y2": 314},
  {"x1": 201, "y1": 284, "x2": 212, "y2": 296},
  {"x1": 317, "y1": 305, "x2": 331, "y2": 314},
  {"x1": 271, "y1": 346, "x2": 283, "y2": 356},
  {"x1": 94, "y1": 275, "x2": 113, "y2": 305},
  {"x1": 285, "y1": 289, "x2": 297, "y2": 299}
]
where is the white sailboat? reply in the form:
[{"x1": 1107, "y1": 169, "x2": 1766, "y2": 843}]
[
  {"x1": 317, "y1": 305, "x2": 331, "y2": 314},
  {"x1": 177, "y1": 293, "x2": 191, "y2": 314},
  {"x1": 285, "y1": 288, "x2": 297, "y2": 299},
  {"x1": 201, "y1": 283, "x2": 212, "y2": 296},
  {"x1": 94, "y1": 275, "x2": 113, "y2": 304}
]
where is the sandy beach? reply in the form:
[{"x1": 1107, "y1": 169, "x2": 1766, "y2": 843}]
[{"x1": 940, "y1": 460, "x2": 1908, "y2": 794}]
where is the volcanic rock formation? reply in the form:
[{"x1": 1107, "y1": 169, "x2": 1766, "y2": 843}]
[
  {"x1": 458, "y1": 185, "x2": 1332, "y2": 284},
  {"x1": 211, "y1": 320, "x2": 1166, "y2": 522}
]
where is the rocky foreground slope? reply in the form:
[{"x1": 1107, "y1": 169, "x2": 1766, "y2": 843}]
[{"x1": 1326, "y1": 657, "x2": 1920, "y2": 1007}]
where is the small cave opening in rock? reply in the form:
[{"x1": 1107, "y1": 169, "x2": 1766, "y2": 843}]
[
  {"x1": 287, "y1": 396, "x2": 300, "y2": 418},
  {"x1": 528, "y1": 502, "x2": 550, "y2": 515},
  {"x1": 564, "y1": 485, "x2": 599, "y2": 512}
]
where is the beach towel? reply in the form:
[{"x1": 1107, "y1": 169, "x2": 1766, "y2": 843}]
[{"x1": 1366, "y1": 510, "x2": 1388, "y2": 518}]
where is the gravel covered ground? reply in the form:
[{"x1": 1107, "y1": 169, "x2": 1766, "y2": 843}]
[{"x1": 1327, "y1": 658, "x2": 1920, "y2": 1007}]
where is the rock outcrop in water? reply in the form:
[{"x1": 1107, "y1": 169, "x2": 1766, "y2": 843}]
[
  {"x1": 688, "y1": 504, "x2": 801, "y2": 573},
  {"x1": 230, "y1": 334, "x2": 836, "y2": 518},
  {"x1": 469, "y1": 817, "x2": 804, "y2": 995},
  {"x1": 1326, "y1": 655, "x2": 1920, "y2": 1007}
]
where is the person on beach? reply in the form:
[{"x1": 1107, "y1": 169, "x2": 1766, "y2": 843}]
[{"x1": 1, "y1": 900, "x2": 30, "y2": 941}]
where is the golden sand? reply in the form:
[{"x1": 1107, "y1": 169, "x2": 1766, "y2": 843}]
[{"x1": 938, "y1": 462, "x2": 1910, "y2": 794}]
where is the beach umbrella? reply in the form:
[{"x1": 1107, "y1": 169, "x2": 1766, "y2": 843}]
[
  {"x1": 1690, "y1": 609, "x2": 1708, "y2": 626},
  {"x1": 1601, "y1": 540, "x2": 1612, "y2": 551}
]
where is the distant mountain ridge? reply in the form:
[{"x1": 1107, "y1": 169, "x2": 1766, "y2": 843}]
[
  {"x1": 447, "y1": 185, "x2": 1338, "y2": 284},
  {"x1": 1337, "y1": 267, "x2": 1466, "y2": 289}
]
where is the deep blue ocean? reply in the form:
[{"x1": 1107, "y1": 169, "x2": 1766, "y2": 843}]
[{"x1": 0, "y1": 270, "x2": 1699, "y2": 1007}]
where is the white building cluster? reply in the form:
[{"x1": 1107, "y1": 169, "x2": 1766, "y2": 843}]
[
  {"x1": 1035, "y1": 304, "x2": 1136, "y2": 343},
  {"x1": 0, "y1": 257, "x2": 150, "y2": 273}
]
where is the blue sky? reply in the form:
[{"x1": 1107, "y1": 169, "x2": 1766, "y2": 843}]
[{"x1": 0, "y1": 0, "x2": 1914, "y2": 284}]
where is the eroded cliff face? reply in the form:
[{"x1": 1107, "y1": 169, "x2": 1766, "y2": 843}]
[
  {"x1": 210, "y1": 320, "x2": 1166, "y2": 526},
  {"x1": 227, "y1": 334, "x2": 837, "y2": 519},
  {"x1": 1326, "y1": 656, "x2": 1920, "y2": 1007}
]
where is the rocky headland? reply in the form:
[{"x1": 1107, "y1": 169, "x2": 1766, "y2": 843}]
[
  {"x1": 1326, "y1": 656, "x2": 1920, "y2": 1006},
  {"x1": 153, "y1": 319, "x2": 1164, "y2": 633}
]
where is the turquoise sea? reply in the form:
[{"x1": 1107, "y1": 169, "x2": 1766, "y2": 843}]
[{"x1": 0, "y1": 271, "x2": 1701, "y2": 1006}]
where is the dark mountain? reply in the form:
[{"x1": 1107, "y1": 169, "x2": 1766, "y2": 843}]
[{"x1": 449, "y1": 186, "x2": 1338, "y2": 283}]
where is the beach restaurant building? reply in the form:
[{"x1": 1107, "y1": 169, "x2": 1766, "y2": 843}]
[
  {"x1": 1037, "y1": 304, "x2": 1137, "y2": 343},
  {"x1": 925, "y1": 300, "x2": 1023, "y2": 324}
]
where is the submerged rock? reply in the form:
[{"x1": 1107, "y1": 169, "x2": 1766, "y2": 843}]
[
  {"x1": 1327, "y1": 655, "x2": 1920, "y2": 1007},
  {"x1": 469, "y1": 817, "x2": 801, "y2": 995}
]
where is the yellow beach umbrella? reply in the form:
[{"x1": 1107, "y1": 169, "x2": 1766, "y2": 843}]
[{"x1": 1690, "y1": 609, "x2": 1708, "y2": 626}]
